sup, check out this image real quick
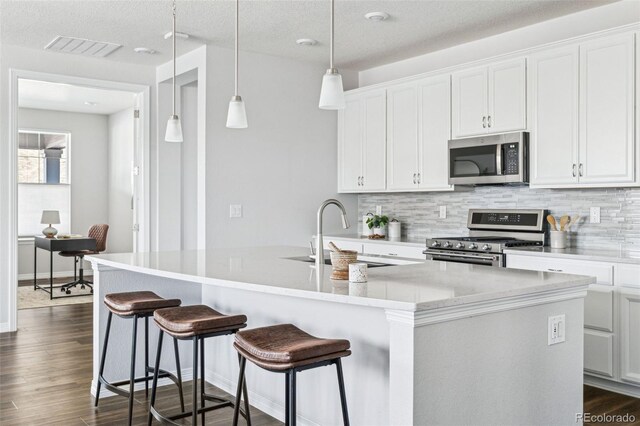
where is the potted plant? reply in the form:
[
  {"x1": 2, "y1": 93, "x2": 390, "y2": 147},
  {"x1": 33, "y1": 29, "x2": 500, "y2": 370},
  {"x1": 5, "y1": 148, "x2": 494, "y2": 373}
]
[{"x1": 366, "y1": 215, "x2": 389, "y2": 238}]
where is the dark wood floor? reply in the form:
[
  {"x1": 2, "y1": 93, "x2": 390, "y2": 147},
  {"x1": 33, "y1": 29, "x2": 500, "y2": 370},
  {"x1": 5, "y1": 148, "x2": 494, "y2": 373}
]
[
  {"x1": 0, "y1": 303, "x2": 280, "y2": 425},
  {"x1": 1, "y1": 303, "x2": 639, "y2": 425}
]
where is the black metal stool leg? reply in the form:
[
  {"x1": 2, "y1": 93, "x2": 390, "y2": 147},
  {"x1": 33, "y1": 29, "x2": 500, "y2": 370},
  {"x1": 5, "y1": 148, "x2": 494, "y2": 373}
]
[
  {"x1": 173, "y1": 337, "x2": 185, "y2": 412},
  {"x1": 335, "y1": 359, "x2": 350, "y2": 426},
  {"x1": 95, "y1": 311, "x2": 113, "y2": 407},
  {"x1": 288, "y1": 370, "x2": 297, "y2": 426},
  {"x1": 192, "y1": 336, "x2": 199, "y2": 426},
  {"x1": 148, "y1": 330, "x2": 164, "y2": 426},
  {"x1": 285, "y1": 372, "x2": 290, "y2": 426},
  {"x1": 145, "y1": 316, "x2": 149, "y2": 398},
  {"x1": 232, "y1": 355, "x2": 247, "y2": 426},
  {"x1": 200, "y1": 338, "x2": 205, "y2": 425},
  {"x1": 128, "y1": 314, "x2": 138, "y2": 426},
  {"x1": 240, "y1": 353, "x2": 252, "y2": 426}
]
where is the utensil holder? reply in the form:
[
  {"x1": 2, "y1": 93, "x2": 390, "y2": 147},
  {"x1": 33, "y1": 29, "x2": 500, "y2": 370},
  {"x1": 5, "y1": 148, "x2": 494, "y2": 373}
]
[
  {"x1": 550, "y1": 231, "x2": 567, "y2": 249},
  {"x1": 388, "y1": 222, "x2": 401, "y2": 239}
]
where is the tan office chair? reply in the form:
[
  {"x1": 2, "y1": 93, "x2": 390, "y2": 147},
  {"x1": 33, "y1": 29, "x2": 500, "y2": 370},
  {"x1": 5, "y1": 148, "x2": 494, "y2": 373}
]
[{"x1": 59, "y1": 224, "x2": 109, "y2": 294}]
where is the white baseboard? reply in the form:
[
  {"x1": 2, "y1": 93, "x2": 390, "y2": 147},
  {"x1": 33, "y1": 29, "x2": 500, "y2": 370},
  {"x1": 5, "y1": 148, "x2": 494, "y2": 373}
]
[
  {"x1": 18, "y1": 271, "x2": 93, "y2": 281},
  {"x1": 584, "y1": 375, "x2": 640, "y2": 398},
  {"x1": 205, "y1": 369, "x2": 319, "y2": 426},
  {"x1": 0, "y1": 322, "x2": 13, "y2": 333},
  {"x1": 90, "y1": 368, "x2": 193, "y2": 399}
]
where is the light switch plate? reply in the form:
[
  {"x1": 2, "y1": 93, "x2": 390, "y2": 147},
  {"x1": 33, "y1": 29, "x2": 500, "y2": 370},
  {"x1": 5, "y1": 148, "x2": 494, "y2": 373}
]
[
  {"x1": 590, "y1": 207, "x2": 600, "y2": 224},
  {"x1": 548, "y1": 314, "x2": 566, "y2": 345},
  {"x1": 376, "y1": 205, "x2": 382, "y2": 215},
  {"x1": 230, "y1": 204, "x2": 242, "y2": 218},
  {"x1": 439, "y1": 206, "x2": 447, "y2": 219}
]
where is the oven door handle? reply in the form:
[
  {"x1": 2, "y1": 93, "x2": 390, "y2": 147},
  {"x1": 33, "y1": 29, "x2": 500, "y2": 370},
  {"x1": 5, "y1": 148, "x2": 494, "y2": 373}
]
[
  {"x1": 423, "y1": 250, "x2": 498, "y2": 261},
  {"x1": 496, "y1": 144, "x2": 503, "y2": 176}
]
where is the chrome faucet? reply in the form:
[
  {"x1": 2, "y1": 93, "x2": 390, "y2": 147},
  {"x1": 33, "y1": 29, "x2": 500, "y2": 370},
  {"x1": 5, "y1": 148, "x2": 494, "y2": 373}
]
[{"x1": 316, "y1": 199, "x2": 350, "y2": 271}]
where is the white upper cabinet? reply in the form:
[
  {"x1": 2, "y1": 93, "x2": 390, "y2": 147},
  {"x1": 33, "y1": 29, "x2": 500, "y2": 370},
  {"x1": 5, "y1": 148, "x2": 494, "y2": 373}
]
[
  {"x1": 529, "y1": 46, "x2": 580, "y2": 186},
  {"x1": 418, "y1": 75, "x2": 453, "y2": 191},
  {"x1": 387, "y1": 83, "x2": 419, "y2": 190},
  {"x1": 452, "y1": 58, "x2": 526, "y2": 138},
  {"x1": 579, "y1": 33, "x2": 636, "y2": 185},
  {"x1": 337, "y1": 90, "x2": 386, "y2": 193}
]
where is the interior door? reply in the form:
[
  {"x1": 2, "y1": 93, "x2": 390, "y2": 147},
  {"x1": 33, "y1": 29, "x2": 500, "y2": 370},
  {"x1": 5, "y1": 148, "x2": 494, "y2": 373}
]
[
  {"x1": 488, "y1": 58, "x2": 526, "y2": 133},
  {"x1": 386, "y1": 83, "x2": 418, "y2": 190},
  {"x1": 338, "y1": 95, "x2": 363, "y2": 192},
  {"x1": 529, "y1": 46, "x2": 579, "y2": 186},
  {"x1": 452, "y1": 66, "x2": 488, "y2": 138},
  {"x1": 579, "y1": 33, "x2": 635, "y2": 185},
  {"x1": 418, "y1": 74, "x2": 453, "y2": 191},
  {"x1": 361, "y1": 89, "x2": 387, "y2": 191}
]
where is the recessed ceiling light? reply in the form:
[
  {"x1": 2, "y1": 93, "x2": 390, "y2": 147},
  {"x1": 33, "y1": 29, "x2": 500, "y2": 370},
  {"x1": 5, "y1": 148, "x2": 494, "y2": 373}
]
[
  {"x1": 296, "y1": 38, "x2": 318, "y2": 46},
  {"x1": 134, "y1": 47, "x2": 156, "y2": 54},
  {"x1": 84, "y1": 101, "x2": 98, "y2": 106},
  {"x1": 163, "y1": 31, "x2": 190, "y2": 40},
  {"x1": 365, "y1": 12, "x2": 390, "y2": 21}
]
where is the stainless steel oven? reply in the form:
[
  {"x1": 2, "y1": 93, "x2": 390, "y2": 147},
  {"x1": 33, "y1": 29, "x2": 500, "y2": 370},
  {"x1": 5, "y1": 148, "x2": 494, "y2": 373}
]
[{"x1": 448, "y1": 132, "x2": 528, "y2": 185}]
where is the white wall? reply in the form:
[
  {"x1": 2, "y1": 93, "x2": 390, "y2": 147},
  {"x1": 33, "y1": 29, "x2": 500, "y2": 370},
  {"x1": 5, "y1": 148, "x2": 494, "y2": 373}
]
[
  {"x1": 359, "y1": 1, "x2": 640, "y2": 86},
  {"x1": 108, "y1": 107, "x2": 134, "y2": 254},
  {"x1": 17, "y1": 108, "x2": 109, "y2": 278},
  {"x1": 203, "y1": 46, "x2": 359, "y2": 249},
  {"x1": 180, "y1": 82, "x2": 199, "y2": 250},
  {"x1": 0, "y1": 44, "x2": 156, "y2": 327}
]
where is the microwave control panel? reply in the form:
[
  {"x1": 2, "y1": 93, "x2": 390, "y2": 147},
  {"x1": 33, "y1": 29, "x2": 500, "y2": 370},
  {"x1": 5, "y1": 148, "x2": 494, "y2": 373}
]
[{"x1": 503, "y1": 143, "x2": 519, "y2": 175}]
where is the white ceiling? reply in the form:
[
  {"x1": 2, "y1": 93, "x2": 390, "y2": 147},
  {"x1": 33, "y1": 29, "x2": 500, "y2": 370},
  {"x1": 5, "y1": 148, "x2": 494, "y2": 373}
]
[
  {"x1": 1, "y1": 0, "x2": 617, "y2": 71},
  {"x1": 19, "y1": 79, "x2": 137, "y2": 115}
]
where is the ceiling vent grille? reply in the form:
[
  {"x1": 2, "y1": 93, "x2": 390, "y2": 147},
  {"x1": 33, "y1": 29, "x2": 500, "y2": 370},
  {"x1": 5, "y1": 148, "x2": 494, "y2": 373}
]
[{"x1": 44, "y1": 36, "x2": 121, "y2": 57}]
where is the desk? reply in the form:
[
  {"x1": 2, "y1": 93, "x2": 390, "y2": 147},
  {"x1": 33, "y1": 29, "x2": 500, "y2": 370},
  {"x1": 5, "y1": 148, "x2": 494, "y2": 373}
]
[{"x1": 34, "y1": 235, "x2": 96, "y2": 300}]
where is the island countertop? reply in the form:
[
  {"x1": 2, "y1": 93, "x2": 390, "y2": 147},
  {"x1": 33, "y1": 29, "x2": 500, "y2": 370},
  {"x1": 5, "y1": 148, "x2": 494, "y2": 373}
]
[{"x1": 87, "y1": 246, "x2": 594, "y2": 312}]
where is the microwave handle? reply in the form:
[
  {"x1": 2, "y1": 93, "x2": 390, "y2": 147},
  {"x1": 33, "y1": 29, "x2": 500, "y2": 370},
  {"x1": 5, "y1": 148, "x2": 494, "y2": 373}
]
[{"x1": 496, "y1": 144, "x2": 503, "y2": 176}]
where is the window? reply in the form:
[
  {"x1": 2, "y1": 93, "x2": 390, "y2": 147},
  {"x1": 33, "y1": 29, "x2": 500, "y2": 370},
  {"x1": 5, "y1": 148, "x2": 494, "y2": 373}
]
[
  {"x1": 17, "y1": 130, "x2": 71, "y2": 237},
  {"x1": 18, "y1": 131, "x2": 69, "y2": 184}
]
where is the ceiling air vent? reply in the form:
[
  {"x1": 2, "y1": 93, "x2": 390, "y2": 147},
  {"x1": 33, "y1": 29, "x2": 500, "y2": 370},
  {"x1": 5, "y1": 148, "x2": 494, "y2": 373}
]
[{"x1": 44, "y1": 36, "x2": 121, "y2": 58}]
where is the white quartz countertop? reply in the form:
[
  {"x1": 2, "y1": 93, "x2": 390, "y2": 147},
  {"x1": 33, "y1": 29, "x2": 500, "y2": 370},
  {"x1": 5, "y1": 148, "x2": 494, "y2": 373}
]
[
  {"x1": 323, "y1": 234, "x2": 425, "y2": 247},
  {"x1": 87, "y1": 246, "x2": 593, "y2": 312},
  {"x1": 504, "y1": 246, "x2": 640, "y2": 265}
]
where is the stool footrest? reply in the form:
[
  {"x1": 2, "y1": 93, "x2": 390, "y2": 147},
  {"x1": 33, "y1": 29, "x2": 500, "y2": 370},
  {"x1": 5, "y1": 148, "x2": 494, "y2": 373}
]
[
  {"x1": 149, "y1": 395, "x2": 249, "y2": 425},
  {"x1": 98, "y1": 367, "x2": 178, "y2": 398}
]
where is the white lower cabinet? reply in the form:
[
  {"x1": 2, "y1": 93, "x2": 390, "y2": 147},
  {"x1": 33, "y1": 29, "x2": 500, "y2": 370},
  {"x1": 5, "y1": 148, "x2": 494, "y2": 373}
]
[{"x1": 506, "y1": 253, "x2": 640, "y2": 394}]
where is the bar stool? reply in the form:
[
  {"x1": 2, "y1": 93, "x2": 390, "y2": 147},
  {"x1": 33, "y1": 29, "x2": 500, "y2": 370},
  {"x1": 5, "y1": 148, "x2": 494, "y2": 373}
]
[
  {"x1": 149, "y1": 305, "x2": 250, "y2": 426},
  {"x1": 231, "y1": 324, "x2": 351, "y2": 426},
  {"x1": 95, "y1": 291, "x2": 184, "y2": 426}
]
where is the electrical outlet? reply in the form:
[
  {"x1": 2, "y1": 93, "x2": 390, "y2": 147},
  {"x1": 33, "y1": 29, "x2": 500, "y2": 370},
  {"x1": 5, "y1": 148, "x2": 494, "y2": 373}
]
[
  {"x1": 376, "y1": 205, "x2": 382, "y2": 215},
  {"x1": 548, "y1": 314, "x2": 566, "y2": 345},
  {"x1": 439, "y1": 206, "x2": 447, "y2": 219},
  {"x1": 590, "y1": 207, "x2": 601, "y2": 224},
  {"x1": 229, "y1": 204, "x2": 242, "y2": 218}
]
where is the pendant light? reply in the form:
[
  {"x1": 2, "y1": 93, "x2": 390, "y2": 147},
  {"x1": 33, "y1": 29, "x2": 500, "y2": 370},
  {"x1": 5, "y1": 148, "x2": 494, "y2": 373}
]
[
  {"x1": 319, "y1": 0, "x2": 345, "y2": 110},
  {"x1": 165, "y1": 0, "x2": 184, "y2": 142},
  {"x1": 226, "y1": 0, "x2": 248, "y2": 128}
]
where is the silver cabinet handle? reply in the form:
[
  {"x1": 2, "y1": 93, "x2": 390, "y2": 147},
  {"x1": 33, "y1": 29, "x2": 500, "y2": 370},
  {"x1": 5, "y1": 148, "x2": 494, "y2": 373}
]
[
  {"x1": 572, "y1": 164, "x2": 576, "y2": 177},
  {"x1": 357, "y1": 176, "x2": 361, "y2": 186},
  {"x1": 548, "y1": 268, "x2": 564, "y2": 272},
  {"x1": 487, "y1": 115, "x2": 492, "y2": 128},
  {"x1": 482, "y1": 116, "x2": 486, "y2": 128},
  {"x1": 417, "y1": 173, "x2": 421, "y2": 184},
  {"x1": 413, "y1": 173, "x2": 416, "y2": 184},
  {"x1": 361, "y1": 176, "x2": 364, "y2": 186},
  {"x1": 579, "y1": 163, "x2": 584, "y2": 177}
]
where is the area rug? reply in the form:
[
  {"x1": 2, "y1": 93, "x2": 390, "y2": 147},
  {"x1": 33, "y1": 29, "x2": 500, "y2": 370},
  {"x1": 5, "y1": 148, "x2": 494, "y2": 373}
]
[{"x1": 18, "y1": 284, "x2": 93, "y2": 309}]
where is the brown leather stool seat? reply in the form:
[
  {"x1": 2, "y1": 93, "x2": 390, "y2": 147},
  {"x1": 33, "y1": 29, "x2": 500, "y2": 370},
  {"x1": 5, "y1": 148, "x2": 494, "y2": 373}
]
[
  {"x1": 104, "y1": 291, "x2": 181, "y2": 316},
  {"x1": 153, "y1": 305, "x2": 248, "y2": 338},
  {"x1": 234, "y1": 324, "x2": 351, "y2": 371},
  {"x1": 232, "y1": 324, "x2": 351, "y2": 426}
]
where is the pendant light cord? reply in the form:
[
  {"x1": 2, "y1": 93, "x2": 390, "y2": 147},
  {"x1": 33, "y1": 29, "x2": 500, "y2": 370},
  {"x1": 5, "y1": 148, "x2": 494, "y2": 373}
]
[
  {"x1": 235, "y1": 0, "x2": 239, "y2": 96},
  {"x1": 172, "y1": 0, "x2": 177, "y2": 116},
  {"x1": 330, "y1": 0, "x2": 334, "y2": 69}
]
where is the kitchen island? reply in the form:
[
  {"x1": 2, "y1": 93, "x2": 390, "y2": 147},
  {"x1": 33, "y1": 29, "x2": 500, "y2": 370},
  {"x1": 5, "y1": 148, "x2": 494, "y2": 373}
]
[{"x1": 87, "y1": 246, "x2": 594, "y2": 425}]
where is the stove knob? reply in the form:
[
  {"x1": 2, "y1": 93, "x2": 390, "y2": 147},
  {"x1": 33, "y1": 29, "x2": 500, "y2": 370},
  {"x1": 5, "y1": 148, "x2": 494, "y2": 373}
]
[
  {"x1": 431, "y1": 241, "x2": 441, "y2": 248},
  {"x1": 468, "y1": 243, "x2": 478, "y2": 250},
  {"x1": 456, "y1": 242, "x2": 465, "y2": 249},
  {"x1": 482, "y1": 244, "x2": 492, "y2": 251},
  {"x1": 443, "y1": 241, "x2": 452, "y2": 248}
]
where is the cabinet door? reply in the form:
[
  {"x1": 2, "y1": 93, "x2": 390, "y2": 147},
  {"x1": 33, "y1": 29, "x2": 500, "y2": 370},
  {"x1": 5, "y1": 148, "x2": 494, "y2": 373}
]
[
  {"x1": 488, "y1": 58, "x2": 527, "y2": 133},
  {"x1": 386, "y1": 83, "x2": 419, "y2": 190},
  {"x1": 338, "y1": 95, "x2": 363, "y2": 192},
  {"x1": 529, "y1": 47, "x2": 579, "y2": 186},
  {"x1": 579, "y1": 34, "x2": 635, "y2": 185},
  {"x1": 452, "y1": 67, "x2": 488, "y2": 138},
  {"x1": 361, "y1": 90, "x2": 387, "y2": 191},
  {"x1": 620, "y1": 288, "x2": 640, "y2": 384},
  {"x1": 418, "y1": 75, "x2": 453, "y2": 191},
  {"x1": 584, "y1": 329, "x2": 614, "y2": 377}
]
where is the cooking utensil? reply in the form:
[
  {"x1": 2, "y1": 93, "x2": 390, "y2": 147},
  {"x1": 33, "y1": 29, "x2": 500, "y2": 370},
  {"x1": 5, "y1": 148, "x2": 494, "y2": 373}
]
[
  {"x1": 328, "y1": 242, "x2": 342, "y2": 252},
  {"x1": 559, "y1": 215, "x2": 570, "y2": 231},
  {"x1": 566, "y1": 215, "x2": 581, "y2": 231},
  {"x1": 547, "y1": 215, "x2": 558, "y2": 231}
]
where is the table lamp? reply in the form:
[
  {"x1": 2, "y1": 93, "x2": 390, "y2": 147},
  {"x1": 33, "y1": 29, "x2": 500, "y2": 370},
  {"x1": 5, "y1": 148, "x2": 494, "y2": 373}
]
[{"x1": 41, "y1": 210, "x2": 60, "y2": 238}]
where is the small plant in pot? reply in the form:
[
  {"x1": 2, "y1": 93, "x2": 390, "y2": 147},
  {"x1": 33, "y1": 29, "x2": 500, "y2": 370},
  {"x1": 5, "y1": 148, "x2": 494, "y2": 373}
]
[{"x1": 366, "y1": 215, "x2": 389, "y2": 239}]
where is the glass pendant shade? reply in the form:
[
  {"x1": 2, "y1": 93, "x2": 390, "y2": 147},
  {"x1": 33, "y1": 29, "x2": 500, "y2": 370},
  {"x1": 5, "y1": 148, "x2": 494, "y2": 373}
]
[
  {"x1": 319, "y1": 69, "x2": 345, "y2": 110},
  {"x1": 165, "y1": 115, "x2": 183, "y2": 142},
  {"x1": 226, "y1": 96, "x2": 248, "y2": 129}
]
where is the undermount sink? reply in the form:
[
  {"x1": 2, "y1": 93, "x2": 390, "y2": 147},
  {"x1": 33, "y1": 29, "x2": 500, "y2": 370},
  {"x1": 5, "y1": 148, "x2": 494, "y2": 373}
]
[{"x1": 284, "y1": 256, "x2": 394, "y2": 268}]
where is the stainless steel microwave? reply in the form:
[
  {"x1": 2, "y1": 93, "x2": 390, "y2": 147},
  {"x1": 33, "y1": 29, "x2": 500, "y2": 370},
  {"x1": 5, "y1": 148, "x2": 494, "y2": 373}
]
[{"x1": 448, "y1": 132, "x2": 529, "y2": 185}]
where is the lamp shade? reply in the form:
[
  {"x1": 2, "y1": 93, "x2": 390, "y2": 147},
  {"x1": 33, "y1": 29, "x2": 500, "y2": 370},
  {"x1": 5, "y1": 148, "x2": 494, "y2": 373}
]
[
  {"x1": 165, "y1": 115, "x2": 183, "y2": 142},
  {"x1": 226, "y1": 96, "x2": 248, "y2": 129},
  {"x1": 41, "y1": 210, "x2": 60, "y2": 224},
  {"x1": 319, "y1": 69, "x2": 345, "y2": 110}
]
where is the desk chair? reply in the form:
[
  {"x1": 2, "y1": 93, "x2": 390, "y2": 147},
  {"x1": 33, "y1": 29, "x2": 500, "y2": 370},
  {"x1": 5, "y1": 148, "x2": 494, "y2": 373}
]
[{"x1": 59, "y1": 224, "x2": 109, "y2": 294}]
